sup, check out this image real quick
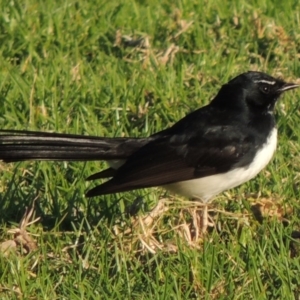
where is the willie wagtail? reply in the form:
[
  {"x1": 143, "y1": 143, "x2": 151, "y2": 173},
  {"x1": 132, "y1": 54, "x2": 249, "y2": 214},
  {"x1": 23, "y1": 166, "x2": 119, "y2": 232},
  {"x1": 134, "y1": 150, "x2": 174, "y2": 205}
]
[{"x1": 0, "y1": 71, "x2": 298, "y2": 231}]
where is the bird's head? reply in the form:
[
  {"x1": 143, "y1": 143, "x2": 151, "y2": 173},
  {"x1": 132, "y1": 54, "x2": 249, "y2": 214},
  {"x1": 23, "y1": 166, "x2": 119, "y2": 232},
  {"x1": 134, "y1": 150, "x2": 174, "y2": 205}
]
[{"x1": 213, "y1": 71, "x2": 299, "y2": 114}]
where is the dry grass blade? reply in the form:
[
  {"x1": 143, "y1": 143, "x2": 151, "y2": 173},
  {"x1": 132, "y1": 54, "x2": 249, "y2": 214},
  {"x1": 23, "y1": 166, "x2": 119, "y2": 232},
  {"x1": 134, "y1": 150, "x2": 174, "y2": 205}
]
[
  {"x1": 158, "y1": 44, "x2": 179, "y2": 66},
  {"x1": 0, "y1": 198, "x2": 40, "y2": 256},
  {"x1": 169, "y1": 20, "x2": 194, "y2": 41},
  {"x1": 112, "y1": 199, "x2": 221, "y2": 253},
  {"x1": 250, "y1": 197, "x2": 293, "y2": 223}
]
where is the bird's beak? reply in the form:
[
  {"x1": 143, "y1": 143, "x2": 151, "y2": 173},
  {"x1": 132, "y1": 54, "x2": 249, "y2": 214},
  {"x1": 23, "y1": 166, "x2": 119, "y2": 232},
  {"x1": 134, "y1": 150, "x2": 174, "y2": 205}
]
[{"x1": 278, "y1": 82, "x2": 299, "y2": 92}]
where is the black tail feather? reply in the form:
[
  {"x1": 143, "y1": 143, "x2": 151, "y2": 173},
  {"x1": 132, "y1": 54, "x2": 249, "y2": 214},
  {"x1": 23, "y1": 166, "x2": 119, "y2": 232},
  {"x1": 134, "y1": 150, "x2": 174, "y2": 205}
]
[{"x1": 0, "y1": 130, "x2": 150, "y2": 162}]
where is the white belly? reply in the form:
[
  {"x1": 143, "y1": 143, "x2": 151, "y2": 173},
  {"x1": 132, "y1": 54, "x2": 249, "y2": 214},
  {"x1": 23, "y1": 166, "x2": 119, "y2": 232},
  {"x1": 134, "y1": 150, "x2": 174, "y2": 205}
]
[{"x1": 164, "y1": 128, "x2": 277, "y2": 202}]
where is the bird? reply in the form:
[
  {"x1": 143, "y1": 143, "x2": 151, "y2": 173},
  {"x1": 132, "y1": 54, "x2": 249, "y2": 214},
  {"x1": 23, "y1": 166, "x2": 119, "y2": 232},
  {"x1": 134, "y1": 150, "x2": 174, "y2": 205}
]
[{"x1": 0, "y1": 71, "x2": 298, "y2": 233}]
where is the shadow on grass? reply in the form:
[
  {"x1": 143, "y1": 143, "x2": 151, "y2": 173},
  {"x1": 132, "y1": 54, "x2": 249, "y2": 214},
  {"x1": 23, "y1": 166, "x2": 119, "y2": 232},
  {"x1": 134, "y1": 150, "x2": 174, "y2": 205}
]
[{"x1": 0, "y1": 169, "x2": 126, "y2": 233}]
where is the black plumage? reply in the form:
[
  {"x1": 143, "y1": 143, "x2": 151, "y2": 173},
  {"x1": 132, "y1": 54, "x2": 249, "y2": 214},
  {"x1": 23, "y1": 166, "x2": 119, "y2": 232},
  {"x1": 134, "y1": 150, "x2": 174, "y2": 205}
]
[{"x1": 0, "y1": 71, "x2": 298, "y2": 200}]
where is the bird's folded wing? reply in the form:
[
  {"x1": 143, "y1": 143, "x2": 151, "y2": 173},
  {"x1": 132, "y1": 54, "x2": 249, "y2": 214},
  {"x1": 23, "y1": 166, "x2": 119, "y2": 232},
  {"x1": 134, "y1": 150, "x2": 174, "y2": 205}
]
[{"x1": 87, "y1": 125, "x2": 255, "y2": 196}]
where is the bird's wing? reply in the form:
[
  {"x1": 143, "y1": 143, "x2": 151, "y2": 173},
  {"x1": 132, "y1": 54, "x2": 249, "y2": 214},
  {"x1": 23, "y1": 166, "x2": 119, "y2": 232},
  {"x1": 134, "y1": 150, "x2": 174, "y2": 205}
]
[{"x1": 86, "y1": 125, "x2": 256, "y2": 196}]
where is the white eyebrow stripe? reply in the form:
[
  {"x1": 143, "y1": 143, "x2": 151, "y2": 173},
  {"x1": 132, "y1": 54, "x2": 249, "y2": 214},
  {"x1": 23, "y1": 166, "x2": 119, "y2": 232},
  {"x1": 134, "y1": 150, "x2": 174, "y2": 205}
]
[{"x1": 254, "y1": 79, "x2": 276, "y2": 85}]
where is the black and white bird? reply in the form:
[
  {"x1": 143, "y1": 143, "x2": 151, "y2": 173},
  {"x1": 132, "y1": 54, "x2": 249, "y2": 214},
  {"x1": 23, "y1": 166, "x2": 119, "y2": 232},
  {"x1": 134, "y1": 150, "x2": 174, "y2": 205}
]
[{"x1": 0, "y1": 71, "x2": 298, "y2": 232}]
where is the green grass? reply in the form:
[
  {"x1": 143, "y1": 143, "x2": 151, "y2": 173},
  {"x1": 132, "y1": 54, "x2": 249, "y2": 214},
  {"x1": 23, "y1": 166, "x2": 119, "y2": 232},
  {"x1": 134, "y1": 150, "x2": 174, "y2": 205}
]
[{"x1": 1, "y1": 0, "x2": 300, "y2": 298}]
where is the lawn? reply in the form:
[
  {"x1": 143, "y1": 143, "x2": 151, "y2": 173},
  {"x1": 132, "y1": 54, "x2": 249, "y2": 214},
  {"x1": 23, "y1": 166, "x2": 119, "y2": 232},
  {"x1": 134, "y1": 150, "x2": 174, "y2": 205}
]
[{"x1": 1, "y1": 0, "x2": 300, "y2": 298}]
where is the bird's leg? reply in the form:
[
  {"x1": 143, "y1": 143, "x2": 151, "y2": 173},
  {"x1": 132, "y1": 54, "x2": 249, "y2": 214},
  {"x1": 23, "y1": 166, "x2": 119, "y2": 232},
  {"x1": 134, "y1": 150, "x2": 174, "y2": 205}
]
[
  {"x1": 191, "y1": 199, "x2": 215, "y2": 238},
  {"x1": 201, "y1": 202, "x2": 215, "y2": 232},
  {"x1": 198, "y1": 203, "x2": 211, "y2": 234},
  {"x1": 201, "y1": 203, "x2": 209, "y2": 234}
]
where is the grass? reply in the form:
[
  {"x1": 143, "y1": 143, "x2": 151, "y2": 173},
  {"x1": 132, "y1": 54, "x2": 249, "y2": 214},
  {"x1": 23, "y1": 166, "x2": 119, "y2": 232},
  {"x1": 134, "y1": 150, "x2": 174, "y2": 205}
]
[{"x1": 1, "y1": 0, "x2": 300, "y2": 298}]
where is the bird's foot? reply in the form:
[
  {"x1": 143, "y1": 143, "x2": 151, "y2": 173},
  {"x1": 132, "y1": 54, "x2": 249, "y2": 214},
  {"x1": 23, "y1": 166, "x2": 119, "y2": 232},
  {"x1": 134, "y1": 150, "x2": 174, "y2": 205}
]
[{"x1": 189, "y1": 203, "x2": 214, "y2": 241}]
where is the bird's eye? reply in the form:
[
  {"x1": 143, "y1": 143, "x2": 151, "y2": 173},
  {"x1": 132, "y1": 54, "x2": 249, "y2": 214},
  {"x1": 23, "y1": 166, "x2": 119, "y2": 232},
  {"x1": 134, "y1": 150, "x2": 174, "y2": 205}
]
[{"x1": 261, "y1": 85, "x2": 270, "y2": 94}]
